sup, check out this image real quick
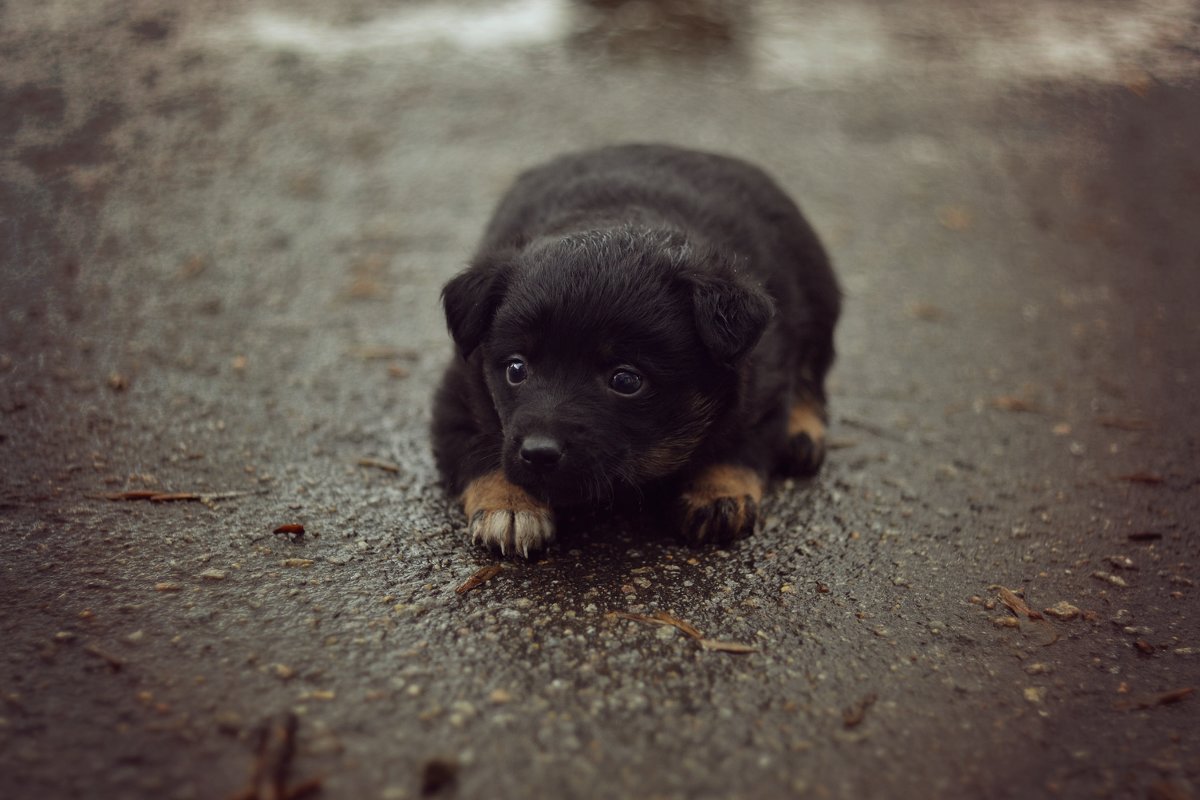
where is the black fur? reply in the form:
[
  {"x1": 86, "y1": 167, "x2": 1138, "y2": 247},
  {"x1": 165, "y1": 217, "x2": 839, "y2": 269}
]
[{"x1": 432, "y1": 144, "x2": 840, "y2": 542}]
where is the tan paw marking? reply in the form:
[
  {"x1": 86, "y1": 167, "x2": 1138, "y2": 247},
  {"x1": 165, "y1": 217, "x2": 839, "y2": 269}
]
[
  {"x1": 461, "y1": 471, "x2": 554, "y2": 558},
  {"x1": 786, "y1": 397, "x2": 827, "y2": 475},
  {"x1": 678, "y1": 464, "x2": 764, "y2": 545}
]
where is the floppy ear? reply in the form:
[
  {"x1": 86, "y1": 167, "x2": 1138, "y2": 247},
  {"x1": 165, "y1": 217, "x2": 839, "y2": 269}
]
[
  {"x1": 441, "y1": 254, "x2": 513, "y2": 357},
  {"x1": 685, "y1": 270, "x2": 774, "y2": 367}
]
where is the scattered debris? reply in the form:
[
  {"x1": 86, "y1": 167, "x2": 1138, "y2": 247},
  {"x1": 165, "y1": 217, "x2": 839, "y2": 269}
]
[
  {"x1": 990, "y1": 395, "x2": 1039, "y2": 413},
  {"x1": 993, "y1": 586, "x2": 1043, "y2": 620},
  {"x1": 1116, "y1": 471, "x2": 1165, "y2": 485},
  {"x1": 274, "y1": 523, "x2": 306, "y2": 538},
  {"x1": 228, "y1": 712, "x2": 322, "y2": 800},
  {"x1": 698, "y1": 639, "x2": 758, "y2": 654},
  {"x1": 1127, "y1": 531, "x2": 1163, "y2": 542},
  {"x1": 154, "y1": 582, "x2": 183, "y2": 592},
  {"x1": 1105, "y1": 555, "x2": 1137, "y2": 570},
  {"x1": 1023, "y1": 687, "x2": 1046, "y2": 704},
  {"x1": 842, "y1": 693, "x2": 877, "y2": 728},
  {"x1": 936, "y1": 206, "x2": 972, "y2": 231},
  {"x1": 281, "y1": 559, "x2": 315, "y2": 569},
  {"x1": 1135, "y1": 639, "x2": 1155, "y2": 655},
  {"x1": 908, "y1": 302, "x2": 946, "y2": 322},
  {"x1": 992, "y1": 616, "x2": 1020, "y2": 629},
  {"x1": 1042, "y1": 601, "x2": 1080, "y2": 621},
  {"x1": 357, "y1": 457, "x2": 401, "y2": 474},
  {"x1": 199, "y1": 569, "x2": 227, "y2": 581},
  {"x1": 107, "y1": 372, "x2": 128, "y2": 391},
  {"x1": 455, "y1": 565, "x2": 503, "y2": 595},
  {"x1": 1097, "y1": 416, "x2": 1150, "y2": 431},
  {"x1": 351, "y1": 346, "x2": 419, "y2": 361},
  {"x1": 1092, "y1": 571, "x2": 1129, "y2": 588},
  {"x1": 96, "y1": 489, "x2": 266, "y2": 504},
  {"x1": 83, "y1": 643, "x2": 124, "y2": 672},
  {"x1": 607, "y1": 611, "x2": 755, "y2": 653},
  {"x1": 1116, "y1": 687, "x2": 1194, "y2": 711},
  {"x1": 609, "y1": 611, "x2": 704, "y2": 641}
]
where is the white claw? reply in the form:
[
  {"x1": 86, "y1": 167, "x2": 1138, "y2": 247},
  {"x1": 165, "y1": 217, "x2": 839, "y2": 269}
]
[{"x1": 470, "y1": 508, "x2": 554, "y2": 557}]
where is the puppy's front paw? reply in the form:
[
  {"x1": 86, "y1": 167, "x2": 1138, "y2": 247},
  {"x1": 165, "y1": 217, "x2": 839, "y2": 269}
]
[
  {"x1": 461, "y1": 471, "x2": 554, "y2": 558},
  {"x1": 678, "y1": 464, "x2": 764, "y2": 546}
]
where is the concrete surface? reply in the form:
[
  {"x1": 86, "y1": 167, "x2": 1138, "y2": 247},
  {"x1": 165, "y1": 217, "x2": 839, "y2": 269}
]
[{"x1": 2, "y1": 1, "x2": 1199, "y2": 798}]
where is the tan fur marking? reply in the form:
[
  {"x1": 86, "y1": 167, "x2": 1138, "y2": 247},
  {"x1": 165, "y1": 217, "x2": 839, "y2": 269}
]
[
  {"x1": 787, "y1": 400, "x2": 826, "y2": 443},
  {"x1": 684, "y1": 464, "x2": 765, "y2": 506},
  {"x1": 462, "y1": 471, "x2": 545, "y2": 518}
]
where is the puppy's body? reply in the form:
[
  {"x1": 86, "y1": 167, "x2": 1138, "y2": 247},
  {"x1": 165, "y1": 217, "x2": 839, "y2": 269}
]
[{"x1": 433, "y1": 144, "x2": 840, "y2": 555}]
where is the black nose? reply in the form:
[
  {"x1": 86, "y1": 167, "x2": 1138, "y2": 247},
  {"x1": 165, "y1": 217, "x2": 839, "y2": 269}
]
[{"x1": 519, "y1": 435, "x2": 563, "y2": 469}]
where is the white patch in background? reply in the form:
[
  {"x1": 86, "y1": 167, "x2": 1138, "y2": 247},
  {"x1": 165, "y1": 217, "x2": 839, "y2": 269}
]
[
  {"x1": 207, "y1": 0, "x2": 1200, "y2": 87},
  {"x1": 230, "y1": 0, "x2": 570, "y2": 57},
  {"x1": 754, "y1": 0, "x2": 1200, "y2": 87}
]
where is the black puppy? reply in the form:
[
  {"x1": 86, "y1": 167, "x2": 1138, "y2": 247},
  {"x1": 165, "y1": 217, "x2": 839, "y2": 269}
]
[{"x1": 432, "y1": 144, "x2": 840, "y2": 557}]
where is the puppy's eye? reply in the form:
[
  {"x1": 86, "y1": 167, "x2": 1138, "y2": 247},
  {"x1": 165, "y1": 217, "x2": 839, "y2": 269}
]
[
  {"x1": 505, "y1": 358, "x2": 528, "y2": 385},
  {"x1": 609, "y1": 368, "x2": 643, "y2": 396}
]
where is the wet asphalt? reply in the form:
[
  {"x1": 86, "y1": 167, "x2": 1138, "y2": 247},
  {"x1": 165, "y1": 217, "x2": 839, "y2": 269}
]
[{"x1": 2, "y1": 1, "x2": 1199, "y2": 798}]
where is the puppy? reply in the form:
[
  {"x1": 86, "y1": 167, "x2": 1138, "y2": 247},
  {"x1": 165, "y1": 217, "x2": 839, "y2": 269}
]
[{"x1": 432, "y1": 144, "x2": 840, "y2": 557}]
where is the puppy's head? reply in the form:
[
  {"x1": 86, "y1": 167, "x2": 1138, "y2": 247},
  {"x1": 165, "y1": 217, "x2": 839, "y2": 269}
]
[{"x1": 442, "y1": 229, "x2": 773, "y2": 505}]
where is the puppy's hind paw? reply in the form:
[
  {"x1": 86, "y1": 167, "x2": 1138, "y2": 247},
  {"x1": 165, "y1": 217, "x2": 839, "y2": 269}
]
[
  {"x1": 782, "y1": 398, "x2": 827, "y2": 476},
  {"x1": 462, "y1": 471, "x2": 555, "y2": 558},
  {"x1": 678, "y1": 464, "x2": 765, "y2": 546}
]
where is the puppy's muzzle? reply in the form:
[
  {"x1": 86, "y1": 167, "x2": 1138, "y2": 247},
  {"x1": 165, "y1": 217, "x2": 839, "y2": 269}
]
[{"x1": 518, "y1": 434, "x2": 564, "y2": 471}]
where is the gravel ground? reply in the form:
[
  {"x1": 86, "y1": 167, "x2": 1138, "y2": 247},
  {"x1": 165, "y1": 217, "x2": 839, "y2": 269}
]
[{"x1": 2, "y1": 1, "x2": 1199, "y2": 798}]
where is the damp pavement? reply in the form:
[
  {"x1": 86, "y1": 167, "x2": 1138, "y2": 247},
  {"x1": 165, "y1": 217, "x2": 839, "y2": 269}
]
[{"x1": 2, "y1": 1, "x2": 1199, "y2": 798}]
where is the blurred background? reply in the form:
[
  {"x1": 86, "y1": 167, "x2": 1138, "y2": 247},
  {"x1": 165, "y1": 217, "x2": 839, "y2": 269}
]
[{"x1": 2, "y1": 1, "x2": 1199, "y2": 798}]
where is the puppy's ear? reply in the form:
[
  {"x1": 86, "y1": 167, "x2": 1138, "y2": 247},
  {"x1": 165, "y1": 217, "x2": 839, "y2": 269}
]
[
  {"x1": 685, "y1": 269, "x2": 774, "y2": 367},
  {"x1": 441, "y1": 254, "x2": 513, "y2": 357}
]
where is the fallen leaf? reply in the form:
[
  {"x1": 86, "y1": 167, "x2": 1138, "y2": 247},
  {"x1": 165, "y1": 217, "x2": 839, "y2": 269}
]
[
  {"x1": 842, "y1": 693, "x2": 877, "y2": 728},
  {"x1": 1096, "y1": 416, "x2": 1150, "y2": 431},
  {"x1": 103, "y1": 490, "x2": 162, "y2": 501},
  {"x1": 990, "y1": 396, "x2": 1039, "y2": 413},
  {"x1": 97, "y1": 489, "x2": 265, "y2": 504},
  {"x1": 698, "y1": 639, "x2": 758, "y2": 654},
  {"x1": 1116, "y1": 686, "x2": 1194, "y2": 711},
  {"x1": 455, "y1": 565, "x2": 503, "y2": 595},
  {"x1": 148, "y1": 492, "x2": 201, "y2": 502},
  {"x1": 83, "y1": 644, "x2": 124, "y2": 671},
  {"x1": 357, "y1": 457, "x2": 401, "y2": 474},
  {"x1": 1116, "y1": 471, "x2": 1164, "y2": 485},
  {"x1": 651, "y1": 611, "x2": 704, "y2": 640},
  {"x1": 351, "y1": 346, "x2": 418, "y2": 361},
  {"x1": 994, "y1": 586, "x2": 1044, "y2": 620}
]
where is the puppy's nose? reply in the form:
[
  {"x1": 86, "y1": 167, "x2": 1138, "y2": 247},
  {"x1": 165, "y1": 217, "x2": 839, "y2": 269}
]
[{"x1": 519, "y1": 435, "x2": 563, "y2": 469}]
